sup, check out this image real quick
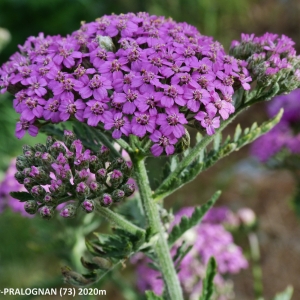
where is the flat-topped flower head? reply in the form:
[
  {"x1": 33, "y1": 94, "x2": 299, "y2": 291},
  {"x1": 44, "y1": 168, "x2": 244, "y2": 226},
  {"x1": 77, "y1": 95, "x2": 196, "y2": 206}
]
[{"x1": 0, "y1": 12, "x2": 253, "y2": 155}]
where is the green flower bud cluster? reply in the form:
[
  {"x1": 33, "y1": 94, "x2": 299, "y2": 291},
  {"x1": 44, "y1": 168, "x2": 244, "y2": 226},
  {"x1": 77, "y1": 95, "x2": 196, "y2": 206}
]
[
  {"x1": 12, "y1": 130, "x2": 135, "y2": 220},
  {"x1": 230, "y1": 33, "x2": 300, "y2": 94}
]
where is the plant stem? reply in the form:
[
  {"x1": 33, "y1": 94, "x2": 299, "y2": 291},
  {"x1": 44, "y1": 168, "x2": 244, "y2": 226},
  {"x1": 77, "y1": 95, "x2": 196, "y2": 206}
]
[
  {"x1": 95, "y1": 204, "x2": 146, "y2": 239},
  {"x1": 132, "y1": 155, "x2": 184, "y2": 300},
  {"x1": 248, "y1": 232, "x2": 264, "y2": 300}
]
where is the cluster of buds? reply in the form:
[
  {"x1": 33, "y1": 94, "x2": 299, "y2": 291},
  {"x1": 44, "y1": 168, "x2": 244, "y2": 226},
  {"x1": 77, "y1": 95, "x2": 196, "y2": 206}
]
[
  {"x1": 230, "y1": 33, "x2": 300, "y2": 93},
  {"x1": 13, "y1": 130, "x2": 135, "y2": 219}
]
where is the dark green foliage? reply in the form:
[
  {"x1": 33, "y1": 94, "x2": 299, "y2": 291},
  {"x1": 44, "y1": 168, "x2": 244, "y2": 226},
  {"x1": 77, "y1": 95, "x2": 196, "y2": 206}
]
[
  {"x1": 199, "y1": 257, "x2": 217, "y2": 300},
  {"x1": 145, "y1": 291, "x2": 164, "y2": 300},
  {"x1": 168, "y1": 191, "x2": 221, "y2": 246},
  {"x1": 10, "y1": 191, "x2": 33, "y2": 202}
]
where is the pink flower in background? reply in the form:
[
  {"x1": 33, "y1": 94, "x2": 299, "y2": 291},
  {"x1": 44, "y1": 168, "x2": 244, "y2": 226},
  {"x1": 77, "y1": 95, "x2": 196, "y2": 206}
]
[
  {"x1": 0, "y1": 159, "x2": 33, "y2": 217},
  {"x1": 133, "y1": 206, "x2": 248, "y2": 299}
]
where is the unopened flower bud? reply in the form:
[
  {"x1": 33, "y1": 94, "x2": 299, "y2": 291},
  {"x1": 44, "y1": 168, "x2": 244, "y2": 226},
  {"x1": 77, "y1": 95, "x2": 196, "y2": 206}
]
[
  {"x1": 63, "y1": 130, "x2": 76, "y2": 148},
  {"x1": 110, "y1": 169, "x2": 123, "y2": 187},
  {"x1": 30, "y1": 185, "x2": 46, "y2": 199},
  {"x1": 24, "y1": 150, "x2": 34, "y2": 162},
  {"x1": 81, "y1": 199, "x2": 94, "y2": 213},
  {"x1": 46, "y1": 136, "x2": 56, "y2": 149},
  {"x1": 24, "y1": 177, "x2": 35, "y2": 190},
  {"x1": 76, "y1": 182, "x2": 90, "y2": 199},
  {"x1": 112, "y1": 189, "x2": 125, "y2": 202},
  {"x1": 15, "y1": 171, "x2": 25, "y2": 184},
  {"x1": 121, "y1": 161, "x2": 133, "y2": 177},
  {"x1": 34, "y1": 143, "x2": 47, "y2": 152},
  {"x1": 89, "y1": 181, "x2": 102, "y2": 196},
  {"x1": 74, "y1": 169, "x2": 90, "y2": 184},
  {"x1": 22, "y1": 144, "x2": 33, "y2": 154},
  {"x1": 44, "y1": 193, "x2": 56, "y2": 205},
  {"x1": 16, "y1": 155, "x2": 27, "y2": 163},
  {"x1": 23, "y1": 167, "x2": 31, "y2": 177},
  {"x1": 98, "y1": 145, "x2": 110, "y2": 161},
  {"x1": 100, "y1": 193, "x2": 113, "y2": 207},
  {"x1": 34, "y1": 151, "x2": 42, "y2": 165},
  {"x1": 40, "y1": 205, "x2": 54, "y2": 220},
  {"x1": 24, "y1": 200, "x2": 38, "y2": 214},
  {"x1": 121, "y1": 183, "x2": 135, "y2": 197},
  {"x1": 96, "y1": 168, "x2": 107, "y2": 183},
  {"x1": 16, "y1": 159, "x2": 27, "y2": 171},
  {"x1": 49, "y1": 141, "x2": 66, "y2": 156},
  {"x1": 41, "y1": 152, "x2": 54, "y2": 166},
  {"x1": 89, "y1": 155, "x2": 103, "y2": 173},
  {"x1": 60, "y1": 204, "x2": 77, "y2": 218},
  {"x1": 97, "y1": 35, "x2": 116, "y2": 52}
]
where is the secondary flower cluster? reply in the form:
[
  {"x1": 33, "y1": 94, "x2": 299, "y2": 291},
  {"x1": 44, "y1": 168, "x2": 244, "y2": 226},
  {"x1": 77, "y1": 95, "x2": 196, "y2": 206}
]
[
  {"x1": 133, "y1": 206, "x2": 248, "y2": 300},
  {"x1": 230, "y1": 33, "x2": 300, "y2": 92},
  {"x1": 12, "y1": 130, "x2": 135, "y2": 219},
  {"x1": 251, "y1": 88, "x2": 300, "y2": 162},
  {"x1": 0, "y1": 12, "x2": 251, "y2": 156},
  {"x1": 0, "y1": 159, "x2": 32, "y2": 217}
]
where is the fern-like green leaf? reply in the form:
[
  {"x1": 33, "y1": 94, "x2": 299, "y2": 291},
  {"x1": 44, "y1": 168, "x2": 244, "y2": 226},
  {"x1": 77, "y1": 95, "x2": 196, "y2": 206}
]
[
  {"x1": 154, "y1": 109, "x2": 283, "y2": 201},
  {"x1": 199, "y1": 257, "x2": 217, "y2": 300},
  {"x1": 168, "y1": 191, "x2": 221, "y2": 246}
]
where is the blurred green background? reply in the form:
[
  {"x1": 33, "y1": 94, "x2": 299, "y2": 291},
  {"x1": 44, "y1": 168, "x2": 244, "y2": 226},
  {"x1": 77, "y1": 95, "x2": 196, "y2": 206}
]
[{"x1": 1, "y1": 0, "x2": 300, "y2": 299}]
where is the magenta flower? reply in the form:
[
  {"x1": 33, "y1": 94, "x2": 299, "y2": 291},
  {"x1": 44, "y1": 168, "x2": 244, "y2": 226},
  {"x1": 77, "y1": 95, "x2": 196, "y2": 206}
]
[
  {"x1": 157, "y1": 107, "x2": 188, "y2": 138},
  {"x1": 52, "y1": 76, "x2": 84, "y2": 101},
  {"x1": 150, "y1": 130, "x2": 177, "y2": 156},
  {"x1": 79, "y1": 74, "x2": 112, "y2": 100},
  {"x1": 105, "y1": 18, "x2": 138, "y2": 38},
  {"x1": 43, "y1": 98, "x2": 61, "y2": 123},
  {"x1": 195, "y1": 109, "x2": 220, "y2": 135},
  {"x1": 26, "y1": 76, "x2": 48, "y2": 97},
  {"x1": 20, "y1": 96, "x2": 46, "y2": 121},
  {"x1": 59, "y1": 98, "x2": 85, "y2": 122},
  {"x1": 113, "y1": 88, "x2": 140, "y2": 114},
  {"x1": 15, "y1": 117, "x2": 38, "y2": 139},
  {"x1": 83, "y1": 100, "x2": 108, "y2": 126},
  {"x1": 104, "y1": 112, "x2": 131, "y2": 139},
  {"x1": 131, "y1": 112, "x2": 156, "y2": 138},
  {"x1": 159, "y1": 84, "x2": 185, "y2": 108},
  {"x1": 52, "y1": 42, "x2": 82, "y2": 68}
]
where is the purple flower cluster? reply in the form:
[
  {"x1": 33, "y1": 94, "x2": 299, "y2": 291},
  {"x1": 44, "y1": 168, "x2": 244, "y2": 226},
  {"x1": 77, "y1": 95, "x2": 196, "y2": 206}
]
[
  {"x1": 0, "y1": 159, "x2": 32, "y2": 217},
  {"x1": 12, "y1": 130, "x2": 135, "y2": 219},
  {"x1": 230, "y1": 33, "x2": 300, "y2": 91},
  {"x1": 133, "y1": 206, "x2": 248, "y2": 299},
  {"x1": 251, "y1": 88, "x2": 300, "y2": 162},
  {"x1": 0, "y1": 13, "x2": 251, "y2": 156}
]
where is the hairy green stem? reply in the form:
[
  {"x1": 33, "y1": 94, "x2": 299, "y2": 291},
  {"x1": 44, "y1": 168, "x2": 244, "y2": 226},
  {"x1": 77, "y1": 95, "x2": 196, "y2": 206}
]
[
  {"x1": 132, "y1": 156, "x2": 184, "y2": 300},
  {"x1": 248, "y1": 232, "x2": 264, "y2": 300},
  {"x1": 95, "y1": 204, "x2": 146, "y2": 239}
]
